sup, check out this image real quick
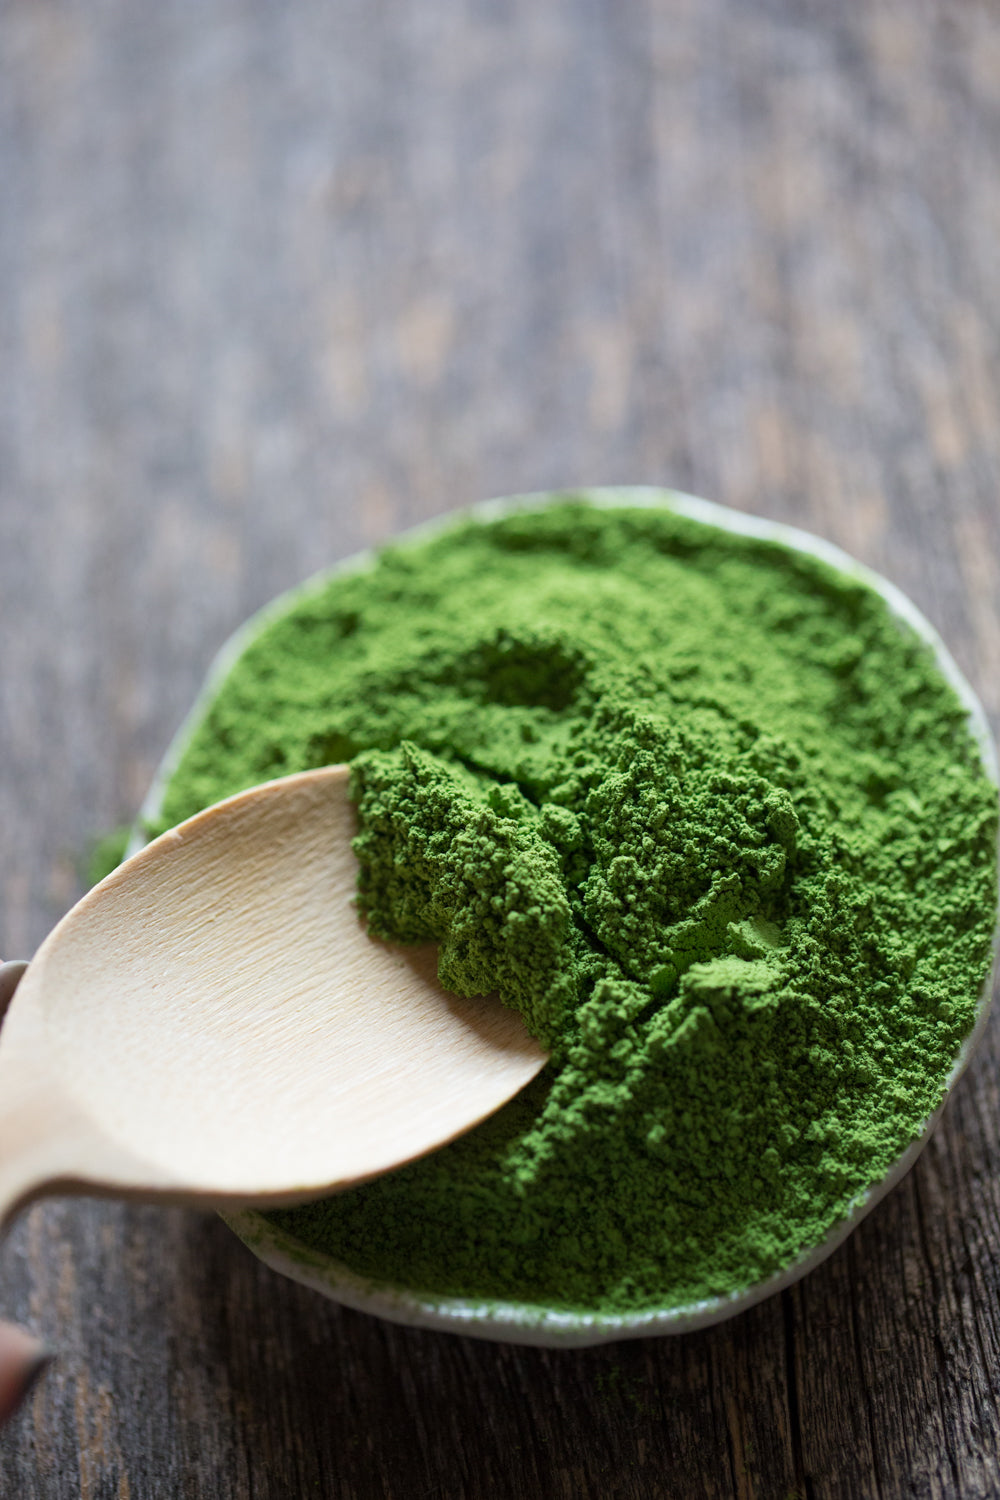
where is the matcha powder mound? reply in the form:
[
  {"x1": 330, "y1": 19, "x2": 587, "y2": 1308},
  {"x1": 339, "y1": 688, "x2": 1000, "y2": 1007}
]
[{"x1": 158, "y1": 498, "x2": 998, "y2": 1314}]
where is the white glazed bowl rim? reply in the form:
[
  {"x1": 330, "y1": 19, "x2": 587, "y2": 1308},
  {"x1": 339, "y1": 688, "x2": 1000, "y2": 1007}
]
[{"x1": 135, "y1": 488, "x2": 1000, "y2": 1347}]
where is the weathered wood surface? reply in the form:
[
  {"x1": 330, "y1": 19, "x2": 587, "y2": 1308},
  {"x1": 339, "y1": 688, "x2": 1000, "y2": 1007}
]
[{"x1": 2, "y1": 0, "x2": 1000, "y2": 1495}]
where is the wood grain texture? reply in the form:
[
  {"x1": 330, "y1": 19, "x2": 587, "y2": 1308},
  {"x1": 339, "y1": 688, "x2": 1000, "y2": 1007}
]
[{"x1": 2, "y1": 0, "x2": 1000, "y2": 1494}]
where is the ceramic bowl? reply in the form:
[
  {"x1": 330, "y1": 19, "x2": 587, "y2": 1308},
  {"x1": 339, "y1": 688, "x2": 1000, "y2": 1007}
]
[{"x1": 136, "y1": 488, "x2": 1000, "y2": 1347}]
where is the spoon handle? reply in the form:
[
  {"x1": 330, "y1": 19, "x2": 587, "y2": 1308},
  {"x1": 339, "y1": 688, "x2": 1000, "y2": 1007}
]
[
  {"x1": 0, "y1": 964, "x2": 162, "y2": 1232},
  {"x1": 0, "y1": 981, "x2": 89, "y2": 1230},
  {"x1": 0, "y1": 962, "x2": 48, "y2": 1224},
  {"x1": 0, "y1": 961, "x2": 57, "y2": 1419}
]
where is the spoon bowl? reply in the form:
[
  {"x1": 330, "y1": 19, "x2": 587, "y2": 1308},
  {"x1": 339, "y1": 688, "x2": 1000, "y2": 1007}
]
[{"x1": 0, "y1": 767, "x2": 546, "y2": 1227}]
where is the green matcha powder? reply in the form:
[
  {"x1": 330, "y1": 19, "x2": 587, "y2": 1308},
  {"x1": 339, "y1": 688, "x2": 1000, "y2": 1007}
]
[{"x1": 154, "y1": 499, "x2": 998, "y2": 1314}]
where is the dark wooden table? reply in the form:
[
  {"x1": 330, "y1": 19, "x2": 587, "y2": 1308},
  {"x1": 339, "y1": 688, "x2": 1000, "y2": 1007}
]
[{"x1": 3, "y1": 2, "x2": 1000, "y2": 1494}]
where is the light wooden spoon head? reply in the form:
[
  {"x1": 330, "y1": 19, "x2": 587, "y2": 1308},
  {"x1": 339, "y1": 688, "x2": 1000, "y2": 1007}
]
[{"x1": 0, "y1": 768, "x2": 548, "y2": 1222}]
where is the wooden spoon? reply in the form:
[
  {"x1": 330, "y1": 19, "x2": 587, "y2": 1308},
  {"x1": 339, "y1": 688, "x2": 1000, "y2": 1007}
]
[{"x1": 0, "y1": 767, "x2": 548, "y2": 1229}]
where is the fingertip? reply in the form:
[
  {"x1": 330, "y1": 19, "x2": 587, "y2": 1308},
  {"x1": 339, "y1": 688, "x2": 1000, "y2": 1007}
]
[{"x1": 0, "y1": 1324, "x2": 54, "y2": 1425}]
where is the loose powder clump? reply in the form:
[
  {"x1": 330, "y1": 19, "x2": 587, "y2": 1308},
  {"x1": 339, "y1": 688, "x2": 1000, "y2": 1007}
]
[{"x1": 158, "y1": 499, "x2": 998, "y2": 1313}]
